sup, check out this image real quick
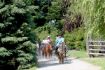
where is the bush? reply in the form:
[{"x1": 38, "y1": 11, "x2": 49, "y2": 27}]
[{"x1": 64, "y1": 27, "x2": 85, "y2": 50}]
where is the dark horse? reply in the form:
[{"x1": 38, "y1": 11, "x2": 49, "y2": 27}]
[
  {"x1": 56, "y1": 44, "x2": 66, "y2": 64},
  {"x1": 41, "y1": 43, "x2": 53, "y2": 58}
]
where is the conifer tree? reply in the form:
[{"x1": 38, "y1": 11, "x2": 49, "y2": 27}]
[{"x1": 0, "y1": 0, "x2": 37, "y2": 69}]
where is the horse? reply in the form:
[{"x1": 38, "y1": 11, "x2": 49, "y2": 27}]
[
  {"x1": 56, "y1": 44, "x2": 67, "y2": 64},
  {"x1": 41, "y1": 43, "x2": 53, "y2": 58}
]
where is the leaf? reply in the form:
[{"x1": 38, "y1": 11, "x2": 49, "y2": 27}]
[
  {"x1": 0, "y1": 47, "x2": 12, "y2": 57},
  {"x1": 11, "y1": 6, "x2": 26, "y2": 14},
  {"x1": 0, "y1": 23, "x2": 4, "y2": 28},
  {"x1": 0, "y1": 5, "x2": 8, "y2": 14},
  {"x1": 1, "y1": 37, "x2": 28, "y2": 43}
]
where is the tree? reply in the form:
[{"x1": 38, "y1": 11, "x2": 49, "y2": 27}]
[
  {"x1": 82, "y1": 0, "x2": 105, "y2": 38},
  {"x1": 33, "y1": 0, "x2": 52, "y2": 26},
  {"x1": 0, "y1": 0, "x2": 37, "y2": 69}
]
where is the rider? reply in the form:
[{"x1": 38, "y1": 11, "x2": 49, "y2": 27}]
[
  {"x1": 42, "y1": 36, "x2": 52, "y2": 44},
  {"x1": 47, "y1": 36, "x2": 52, "y2": 44},
  {"x1": 42, "y1": 36, "x2": 52, "y2": 48},
  {"x1": 55, "y1": 34, "x2": 65, "y2": 54}
]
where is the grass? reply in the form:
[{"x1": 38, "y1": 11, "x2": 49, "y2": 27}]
[
  {"x1": 23, "y1": 66, "x2": 37, "y2": 70},
  {"x1": 84, "y1": 58, "x2": 105, "y2": 70},
  {"x1": 67, "y1": 50, "x2": 88, "y2": 58},
  {"x1": 67, "y1": 50, "x2": 105, "y2": 70},
  {"x1": 28, "y1": 67, "x2": 36, "y2": 70}
]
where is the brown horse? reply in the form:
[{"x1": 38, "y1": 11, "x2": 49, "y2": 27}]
[
  {"x1": 41, "y1": 44, "x2": 53, "y2": 58},
  {"x1": 56, "y1": 44, "x2": 66, "y2": 64}
]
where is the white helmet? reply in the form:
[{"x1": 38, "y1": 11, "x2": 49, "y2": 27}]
[{"x1": 47, "y1": 36, "x2": 50, "y2": 38}]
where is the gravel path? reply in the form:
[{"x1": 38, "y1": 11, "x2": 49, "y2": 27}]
[{"x1": 37, "y1": 55, "x2": 101, "y2": 70}]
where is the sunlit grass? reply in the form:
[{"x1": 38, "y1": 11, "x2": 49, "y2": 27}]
[
  {"x1": 28, "y1": 67, "x2": 36, "y2": 70},
  {"x1": 67, "y1": 50, "x2": 88, "y2": 58},
  {"x1": 84, "y1": 58, "x2": 105, "y2": 70},
  {"x1": 23, "y1": 66, "x2": 36, "y2": 70},
  {"x1": 68, "y1": 50, "x2": 105, "y2": 70}
]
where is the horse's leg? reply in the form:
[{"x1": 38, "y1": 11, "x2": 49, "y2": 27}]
[
  {"x1": 61, "y1": 53, "x2": 64, "y2": 64},
  {"x1": 50, "y1": 46, "x2": 53, "y2": 56},
  {"x1": 45, "y1": 47, "x2": 48, "y2": 58},
  {"x1": 50, "y1": 45, "x2": 52, "y2": 57},
  {"x1": 47, "y1": 45, "x2": 52, "y2": 59},
  {"x1": 58, "y1": 53, "x2": 62, "y2": 64},
  {"x1": 50, "y1": 50, "x2": 52, "y2": 57},
  {"x1": 48, "y1": 49, "x2": 52, "y2": 59},
  {"x1": 45, "y1": 49, "x2": 47, "y2": 58},
  {"x1": 43, "y1": 49, "x2": 45, "y2": 58},
  {"x1": 43, "y1": 47, "x2": 47, "y2": 58},
  {"x1": 47, "y1": 48, "x2": 50, "y2": 59},
  {"x1": 57, "y1": 52, "x2": 59, "y2": 63},
  {"x1": 64, "y1": 48, "x2": 66, "y2": 57},
  {"x1": 45, "y1": 53, "x2": 47, "y2": 58},
  {"x1": 60, "y1": 55, "x2": 62, "y2": 64},
  {"x1": 48, "y1": 49, "x2": 52, "y2": 58},
  {"x1": 42, "y1": 48, "x2": 44, "y2": 57},
  {"x1": 56, "y1": 48, "x2": 61, "y2": 63},
  {"x1": 46, "y1": 49, "x2": 49, "y2": 59},
  {"x1": 48, "y1": 52, "x2": 50, "y2": 59}
]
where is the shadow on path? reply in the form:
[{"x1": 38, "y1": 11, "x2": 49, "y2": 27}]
[{"x1": 38, "y1": 56, "x2": 72, "y2": 68}]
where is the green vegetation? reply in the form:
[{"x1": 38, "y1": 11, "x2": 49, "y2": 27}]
[
  {"x1": 63, "y1": 0, "x2": 105, "y2": 51},
  {"x1": 67, "y1": 0, "x2": 105, "y2": 38},
  {"x1": 0, "y1": 0, "x2": 105, "y2": 69},
  {"x1": 64, "y1": 27, "x2": 85, "y2": 50},
  {"x1": 34, "y1": 25, "x2": 59, "y2": 43},
  {"x1": 24, "y1": 66, "x2": 36, "y2": 70},
  {"x1": 28, "y1": 67, "x2": 36, "y2": 70},
  {"x1": 0, "y1": 0, "x2": 37, "y2": 69},
  {"x1": 67, "y1": 50, "x2": 88, "y2": 58},
  {"x1": 68, "y1": 50, "x2": 105, "y2": 70}
]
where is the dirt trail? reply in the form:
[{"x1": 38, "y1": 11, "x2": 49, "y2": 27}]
[{"x1": 37, "y1": 55, "x2": 101, "y2": 70}]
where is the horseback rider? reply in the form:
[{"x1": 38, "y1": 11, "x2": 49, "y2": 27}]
[
  {"x1": 42, "y1": 36, "x2": 51, "y2": 44},
  {"x1": 55, "y1": 34, "x2": 65, "y2": 54},
  {"x1": 41, "y1": 36, "x2": 52, "y2": 48},
  {"x1": 41, "y1": 36, "x2": 53, "y2": 58},
  {"x1": 46, "y1": 36, "x2": 52, "y2": 44}
]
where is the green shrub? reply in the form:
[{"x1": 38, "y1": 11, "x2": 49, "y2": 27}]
[{"x1": 64, "y1": 27, "x2": 85, "y2": 50}]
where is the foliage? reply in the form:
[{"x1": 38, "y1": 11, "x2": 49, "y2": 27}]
[
  {"x1": 63, "y1": 0, "x2": 105, "y2": 50},
  {"x1": 46, "y1": 0, "x2": 61, "y2": 21},
  {"x1": 33, "y1": 0, "x2": 69, "y2": 31},
  {"x1": 34, "y1": 0, "x2": 85, "y2": 50},
  {"x1": 34, "y1": 24, "x2": 59, "y2": 43},
  {"x1": 0, "y1": 0, "x2": 37, "y2": 69},
  {"x1": 82, "y1": 0, "x2": 105, "y2": 38},
  {"x1": 46, "y1": 0, "x2": 70, "y2": 30},
  {"x1": 67, "y1": 0, "x2": 105, "y2": 38},
  {"x1": 1, "y1": 0, "x2": 105, "y2": 69},
  {"x1": 33, "y1": 0, "x2": 52, "y2": 27},
  {"x1": 64, "y1": 27, "x2": 85, "y2": 50},
  {"x1": 26, "y1": 66, "x2": 36, "y2": 70}
]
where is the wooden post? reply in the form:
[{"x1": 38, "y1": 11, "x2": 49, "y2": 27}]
[{"x1": 86, "y1": 34, "x2": 89, "y2": 57}]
